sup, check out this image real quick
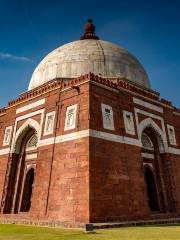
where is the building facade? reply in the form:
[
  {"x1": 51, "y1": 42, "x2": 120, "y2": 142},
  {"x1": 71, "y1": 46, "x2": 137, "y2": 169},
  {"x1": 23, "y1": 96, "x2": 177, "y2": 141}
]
[{"x1": 0, "y1": 20, "x2": 180, "y2": 227}]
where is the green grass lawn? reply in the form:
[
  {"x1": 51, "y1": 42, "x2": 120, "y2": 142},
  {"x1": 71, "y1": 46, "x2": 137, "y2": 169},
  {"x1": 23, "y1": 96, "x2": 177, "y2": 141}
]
[{"x1": 0, "y1": 224, "x2": 180, "y2": 240}]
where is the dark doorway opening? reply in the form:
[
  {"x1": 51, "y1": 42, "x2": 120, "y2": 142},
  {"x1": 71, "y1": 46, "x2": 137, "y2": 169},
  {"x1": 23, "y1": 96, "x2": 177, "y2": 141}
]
[
  {"x1": 20, "y1": 168, "x2": 34, "y2": 212},
  {"x1": 144, "y1": 167, "x2": 159, "y2": 212}
]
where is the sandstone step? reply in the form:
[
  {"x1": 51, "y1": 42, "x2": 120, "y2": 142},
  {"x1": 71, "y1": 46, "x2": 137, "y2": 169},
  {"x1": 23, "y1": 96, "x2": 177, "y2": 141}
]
[{"x1": 92, "y1": 217, "x2": 180, "y2": 229}]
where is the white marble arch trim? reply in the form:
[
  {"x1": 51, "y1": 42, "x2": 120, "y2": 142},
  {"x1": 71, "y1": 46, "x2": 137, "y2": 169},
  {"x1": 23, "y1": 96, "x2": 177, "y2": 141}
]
[
  {"x1": 27, "y1": 163, "x2": 36, "y2": 171},
  {"x1": 133, "y1": 108, "x2": 180, "y2": 155},
  {"x1": 14, "y1": 118, "x2": 40, "y2": 144},
  {"x1": 10, "y1": 109, "x2": 45, "y2": 153},
  {"x1": 133, "y1": 97, "x2": 163, "y2": 113},
  {"x1": 143, "y1": 162, "x2": 153, "y2": 168},
  {"x1": 138, "y1": 117, "x2": 168, "y2": 152},
  {"x1": 134, "y1": 108, "x2": 167, "y2": 140},
  {"x1": 16, "y1": 98, "x2": 45, "y2": 114},
  {"x1": 0, "y1": 148, "x2": 10, "y2": 156},
  {"x1": 134, "y1": 108, "x2": 168, "y2": 153}
]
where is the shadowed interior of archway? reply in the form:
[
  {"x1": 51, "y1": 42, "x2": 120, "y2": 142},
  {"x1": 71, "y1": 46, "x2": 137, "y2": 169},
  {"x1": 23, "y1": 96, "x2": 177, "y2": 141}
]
[
  {"x1": 20, "y1": 168, "x2": 34, "y2": 212},
  {"x1": 3, "y1": 126, "x2": 37, "y2": 214},
  {"x1": 144, "y1": 167, "x2": 159, "y2": 212}
]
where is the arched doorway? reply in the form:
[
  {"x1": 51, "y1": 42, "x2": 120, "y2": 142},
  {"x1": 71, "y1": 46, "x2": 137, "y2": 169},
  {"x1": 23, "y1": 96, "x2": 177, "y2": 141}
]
[
  {"x1": 144, "y1": 167, "x2": 159, "y2": 212},
  {"x1": 20, "y1": 168, "x2": 34, "y2": 212},
  {"x1": 141, "y1": 126, "x2": 175, "y2": 213},
  {"x1": 3, "y1": 126, "x2": 38, "y2": 213}
]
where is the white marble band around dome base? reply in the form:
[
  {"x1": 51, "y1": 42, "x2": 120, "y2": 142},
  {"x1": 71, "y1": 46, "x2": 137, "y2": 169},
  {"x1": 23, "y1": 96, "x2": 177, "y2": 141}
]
[{"x1": 28, "y1": 39, "x2": 150, "y2": 90}]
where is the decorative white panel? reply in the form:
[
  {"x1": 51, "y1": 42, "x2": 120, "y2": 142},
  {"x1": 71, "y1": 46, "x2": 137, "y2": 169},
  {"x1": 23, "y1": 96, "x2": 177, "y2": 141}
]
[
  {"x1": 101, "y1": 104, "x2": 114, "y2": 130},
  {"x1": 123, "y1": 111, "x2": 135, "y2": 135},
  {"x1": 44, "y1": 111, "x2": 56, "y2": 136},
  {"x1": 64, "y1": 104, "x2": 77, "y2": 131},
  {"x1": 3, "y1": 126, "x2": 13, "y2": 146},
  {"x1": 167, "y1": 124, "x2": 177, "y2": 146}
]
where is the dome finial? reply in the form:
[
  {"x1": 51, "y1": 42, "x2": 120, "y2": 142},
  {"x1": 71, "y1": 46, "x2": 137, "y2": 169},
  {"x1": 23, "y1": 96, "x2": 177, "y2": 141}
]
[{"x1": 80, "y1": 18, "x2": 99, "y2": 40}]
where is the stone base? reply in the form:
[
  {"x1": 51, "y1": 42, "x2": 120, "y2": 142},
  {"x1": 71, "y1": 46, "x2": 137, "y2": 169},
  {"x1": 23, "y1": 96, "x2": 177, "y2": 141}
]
[{"x1": 1, "y1": 214, "x2": 180, "y2": 230}]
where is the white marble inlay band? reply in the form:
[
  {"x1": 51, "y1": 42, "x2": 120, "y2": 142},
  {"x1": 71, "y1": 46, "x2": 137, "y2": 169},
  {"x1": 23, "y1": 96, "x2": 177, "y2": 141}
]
[
  {"x1": 173, "y1": 112, "x2": 180, "y2": 117},
  {"x1": 16, "y1": 99, "x2": 45, "y2": 114},
  {"x1": 39, "y1": 129, "x2": 141, "y2": 147},
  {"x1": 168, "y1": 147, "x2": 180, "y2": 155},
  {"x1": 38, "y1": 137, "x2": 55, "y2": 147},
  {"x1": 1, "y1": 130, "x2": 180, "y2": 156},
  {"x1": 26, "y1": 153, "x2": 37, "y2": 160},
  {"x1": 32, "y1": 129, "x2": 180, "y2": 155},
  {"x1": 10, "y1": 109, "x2": 45, "y2": 154},
  {"x1": 0, "y1": 148, "x2": 10, "y2": 156},
  {"x1": 141, "y1": 152, "x2": 154, "y2": 159},
  {"x1": 133, "y1": 97, "x2": 163, "y2": 113}
]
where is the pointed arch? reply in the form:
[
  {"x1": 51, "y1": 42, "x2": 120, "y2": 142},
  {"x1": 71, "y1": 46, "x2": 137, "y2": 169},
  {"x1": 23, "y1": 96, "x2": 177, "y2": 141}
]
[
  {"x1": 12, "y1": 118, "x2": 41, "y2": 154},
  {"x1": 138, "y1": 118, "x2": 168, "y2": 153}
]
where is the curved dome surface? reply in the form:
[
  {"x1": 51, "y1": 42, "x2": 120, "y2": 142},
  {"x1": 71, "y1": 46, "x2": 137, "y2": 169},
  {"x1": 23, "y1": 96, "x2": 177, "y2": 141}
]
[{"x1": 28, "y1": 39, "x2": 150, "y2": 90}]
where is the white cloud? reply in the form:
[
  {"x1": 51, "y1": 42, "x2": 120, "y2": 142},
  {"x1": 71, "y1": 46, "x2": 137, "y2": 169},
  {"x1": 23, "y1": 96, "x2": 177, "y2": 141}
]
[{"x1": 0, "y1": 52, "x2": 32, "y2": 62}]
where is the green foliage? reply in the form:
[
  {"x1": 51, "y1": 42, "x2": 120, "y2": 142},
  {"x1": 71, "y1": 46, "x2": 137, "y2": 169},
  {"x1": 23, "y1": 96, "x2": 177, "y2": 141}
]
[{"x1": 0, "y1": 224, "x2": 180, "y2": 240}]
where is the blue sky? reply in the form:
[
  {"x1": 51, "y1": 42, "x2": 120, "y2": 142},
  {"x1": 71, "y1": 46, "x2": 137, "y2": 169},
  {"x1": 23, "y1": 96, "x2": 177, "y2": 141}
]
[{"x1": 0, "y1": 0, "x2": 180, "y2": 107}]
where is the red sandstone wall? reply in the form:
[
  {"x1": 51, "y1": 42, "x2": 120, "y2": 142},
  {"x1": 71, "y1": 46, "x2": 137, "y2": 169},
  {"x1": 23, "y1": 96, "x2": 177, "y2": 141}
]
[
  {"x1": 0, "y1": 107, "x2": 16, "y2": 208},
  {"x1": 89, "y1": 82, "x2": 180, "y2": 222},
  {"x1": 30, "y1": 84, "x2": 90, "y2": 223},
  {"x1": 0, "y1": 82, "x2": 90, "y2": 224},
  {"x1": 169, "y1": 154, "x2": 180, "y2": 213},
  {"x1": 89, "y1": 137, "x2": 149, "y2": 222},
  {"x1": 89, "y1": 84, "x2": 150, "y2": 222},
  {"x1": 0, "y1": 155, "x2": 9, "y2": 205},
  {"x1": 47, "y1": 139, "x2": 89, "y2": 223}
]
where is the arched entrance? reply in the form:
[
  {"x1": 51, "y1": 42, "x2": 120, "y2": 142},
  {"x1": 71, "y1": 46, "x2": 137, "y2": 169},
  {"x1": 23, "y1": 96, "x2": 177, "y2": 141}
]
[
  {"x1": 141, "y1": 126, "x2": 175, "y2": 213},
  {"x1": 144, "y1": 167, "x2": 159, "y2": 212},
  {"x1": 3, "y1": 124, "x2": 38, "y2": 214}
]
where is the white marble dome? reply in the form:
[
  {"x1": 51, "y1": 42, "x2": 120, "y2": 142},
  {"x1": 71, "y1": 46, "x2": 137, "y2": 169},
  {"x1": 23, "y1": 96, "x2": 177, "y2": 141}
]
[{"x1": 28, "y1": 39, "x2": 150, "y2": 90}]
